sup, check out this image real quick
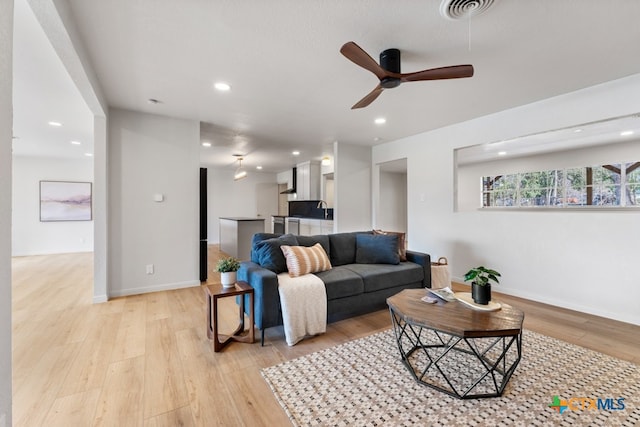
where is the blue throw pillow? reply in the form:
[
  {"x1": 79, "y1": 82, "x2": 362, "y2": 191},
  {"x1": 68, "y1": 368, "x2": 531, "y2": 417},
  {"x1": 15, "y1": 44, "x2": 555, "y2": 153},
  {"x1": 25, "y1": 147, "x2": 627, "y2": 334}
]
[
  {"x1": 355, "y1": 233, "x2": 399, "y2": 265},
  {"x1": 254, "y1": 234, "x2": 299, "y2": 273}
]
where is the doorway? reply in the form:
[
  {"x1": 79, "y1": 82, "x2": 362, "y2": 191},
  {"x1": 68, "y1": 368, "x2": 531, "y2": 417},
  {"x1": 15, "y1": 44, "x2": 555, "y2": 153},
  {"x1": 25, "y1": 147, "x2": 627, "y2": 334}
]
[{"x1": 376, "y1": 158, "x2": 408, "y2": 234}]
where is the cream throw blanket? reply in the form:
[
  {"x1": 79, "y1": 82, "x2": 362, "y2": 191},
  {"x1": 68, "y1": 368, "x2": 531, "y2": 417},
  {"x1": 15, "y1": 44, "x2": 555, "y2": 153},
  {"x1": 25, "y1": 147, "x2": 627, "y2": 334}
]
[{"x1": 277, "y1": 272, "x2": 327, "y2": 346}]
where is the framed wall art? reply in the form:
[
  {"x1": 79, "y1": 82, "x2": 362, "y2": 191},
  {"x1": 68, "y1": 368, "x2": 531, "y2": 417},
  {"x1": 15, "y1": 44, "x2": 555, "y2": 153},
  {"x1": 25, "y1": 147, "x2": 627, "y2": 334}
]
[{"x1": 40, "y1": 181, "x2": 92, "y2": 221}]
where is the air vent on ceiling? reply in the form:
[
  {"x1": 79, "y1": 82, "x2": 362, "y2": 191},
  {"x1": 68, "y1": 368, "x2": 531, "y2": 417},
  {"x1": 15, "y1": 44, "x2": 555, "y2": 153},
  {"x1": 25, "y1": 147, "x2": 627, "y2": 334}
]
[{"x1": 440, "y1": 0, "x2": 496, "y2": 20}]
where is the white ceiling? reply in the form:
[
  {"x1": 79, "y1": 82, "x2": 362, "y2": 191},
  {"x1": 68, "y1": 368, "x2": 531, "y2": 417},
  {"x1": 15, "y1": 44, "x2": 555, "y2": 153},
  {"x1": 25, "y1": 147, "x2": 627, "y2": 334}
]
[
  {"x1": 13, "y1": 0, "x2": 640, "y2": 173},
  {"x1": 12, "y1": 0, "x2": 94, "y2": 160}
]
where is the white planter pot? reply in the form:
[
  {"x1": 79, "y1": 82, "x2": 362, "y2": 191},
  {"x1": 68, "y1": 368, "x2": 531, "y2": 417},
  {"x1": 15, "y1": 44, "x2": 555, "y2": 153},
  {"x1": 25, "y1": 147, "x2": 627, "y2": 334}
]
[{"x1": 220, "y1": 271, "x2": 237, "y2": 288}]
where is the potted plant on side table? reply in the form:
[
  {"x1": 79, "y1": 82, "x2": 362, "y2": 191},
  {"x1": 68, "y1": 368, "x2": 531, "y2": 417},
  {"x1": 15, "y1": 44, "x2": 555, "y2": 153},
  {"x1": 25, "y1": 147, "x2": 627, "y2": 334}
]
[
  {"x1": 463, "y1": 266, "x2": 501, "y2": 305},
  {"x1": 216, "y1": 256, "x2": 241, "y2": 288}
]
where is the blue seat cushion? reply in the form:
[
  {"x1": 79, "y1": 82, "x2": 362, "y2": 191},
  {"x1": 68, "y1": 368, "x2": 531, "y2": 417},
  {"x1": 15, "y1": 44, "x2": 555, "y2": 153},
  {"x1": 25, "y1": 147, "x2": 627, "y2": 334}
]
[
  {"x1": 344, "y1": 262, "x2": 423, "y2": 293},
  {"x1": 314, "y1": 266, "x2": 364, "y2": 300},
  {"x1": 250, "y1": 233, "x2": 281, "y2": 263},
  {"x1": 253, "y1": 234, "x2": 298, "y2": 273}
]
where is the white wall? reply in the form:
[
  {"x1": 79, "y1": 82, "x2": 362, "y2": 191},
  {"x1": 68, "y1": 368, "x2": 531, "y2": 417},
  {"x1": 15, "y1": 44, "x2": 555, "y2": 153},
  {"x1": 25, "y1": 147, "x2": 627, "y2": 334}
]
[
  {"x1": 373, "y1": 73, "x2": 640, "y2": 326},
  {"x1": 0, "y1": 1, "x2": 13, "y2": 423},
  {"x1": 334, "y1": 142, "x2": 372, "y2": 232},
  {"x1": 108, "y1": 108, "x2": 200, "y2": 297},
  {"x1": 205, "y1": 166, "x2": 278, "y2": 243},
  {"x1": 458, "y1": 140, "x2": 640, "y2": 211},
  {"x1": 377, "y1": 171, "x2": 407, "y2": 233},
  {"x1": 12, "y1": 156, "x2": 93, "y2": 256}
]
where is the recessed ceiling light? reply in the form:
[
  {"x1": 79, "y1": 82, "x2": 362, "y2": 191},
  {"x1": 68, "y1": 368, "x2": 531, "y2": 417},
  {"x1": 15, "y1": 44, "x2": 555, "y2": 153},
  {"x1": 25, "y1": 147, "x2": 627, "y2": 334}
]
[
  {"x1": 292, "y1": 151, "x2": 300, "y2": 156},
  {"x1": 256, "y1": 166, "x2": 263, "y2": 170},
  {"x1": 573, "y1": 129, "x2": 583, "y2": 133},
  {"x1": 214, "y1": 82, "x2": 231, "y2": 91},
  {"x1": 374, "y1": 117, "x2": 386, "y2": 125},
  {"x1": 84, "y1": 153, "x2": 93, "y2": 157},
  {"x1": 620, "y1": 130, "x2": 634, "y2": 136},
  {"x1": 70, "y1": 141, "x2": 81, "y2": 145},
  {"x1": 201, "y1": 141, "x2": 212, "y2": 147},
  {"x1": 147, "y1": 98, "x2": 162, "y2": 105},
  {"x1": 498, "y1": 151, "x2": 507, "y2": 156},
  {"x1": 373, "y1": 137, "x2": 381, "y2": 141},
  {"x1": 48, "y1": 121, "x2": 62, "y2": 127}
]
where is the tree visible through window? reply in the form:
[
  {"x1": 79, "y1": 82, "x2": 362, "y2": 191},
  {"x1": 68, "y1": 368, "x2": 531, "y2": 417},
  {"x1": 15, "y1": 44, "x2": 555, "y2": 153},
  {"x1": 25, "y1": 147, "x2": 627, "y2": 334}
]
[{"x1": 483, "y1": 162, "x2": 640, "y2": 208}]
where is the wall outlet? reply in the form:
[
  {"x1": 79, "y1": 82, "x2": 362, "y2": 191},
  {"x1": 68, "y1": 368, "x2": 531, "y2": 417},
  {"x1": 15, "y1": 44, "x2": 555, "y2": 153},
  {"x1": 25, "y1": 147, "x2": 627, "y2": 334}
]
[{"x1": 146, "y1": 264, "x2": 154, "y2": 275}]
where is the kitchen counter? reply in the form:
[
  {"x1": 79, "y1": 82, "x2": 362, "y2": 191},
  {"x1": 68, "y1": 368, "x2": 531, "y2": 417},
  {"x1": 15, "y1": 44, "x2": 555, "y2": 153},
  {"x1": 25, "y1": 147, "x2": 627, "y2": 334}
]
[
  {"x1": 219, "y1": 217, "x2": 265, "y2": 260},
  {"x1": 220, "y1": 217, "x2": 267, "y2": 221}
]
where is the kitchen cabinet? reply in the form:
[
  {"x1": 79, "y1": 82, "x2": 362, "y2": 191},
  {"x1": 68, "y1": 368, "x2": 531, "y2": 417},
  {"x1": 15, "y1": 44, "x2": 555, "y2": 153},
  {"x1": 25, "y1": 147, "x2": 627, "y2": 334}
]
[
  {"x1": 298, "y1": 219, "x2": 334, "y2": 236},
  {"x1": 295, "y1": 161, "x2": 320, "y2": 200}
]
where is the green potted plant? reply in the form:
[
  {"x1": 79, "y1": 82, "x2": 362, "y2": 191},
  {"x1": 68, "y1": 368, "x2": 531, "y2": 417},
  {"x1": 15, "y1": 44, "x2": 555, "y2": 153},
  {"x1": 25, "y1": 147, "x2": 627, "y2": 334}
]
[
  {"x1": 463, "y1": 266, "x2": 501, "y2": 305},
  {"x1": 216, "y1": 256, "x2": 241, "y2": 288}
]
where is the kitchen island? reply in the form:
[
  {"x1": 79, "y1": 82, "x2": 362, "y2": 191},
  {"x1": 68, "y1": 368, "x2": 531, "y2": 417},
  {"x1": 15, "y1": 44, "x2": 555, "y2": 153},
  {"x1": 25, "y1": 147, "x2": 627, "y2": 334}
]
[{"x1": 219, "y1": 217, "x2": 266, "y2": 260}]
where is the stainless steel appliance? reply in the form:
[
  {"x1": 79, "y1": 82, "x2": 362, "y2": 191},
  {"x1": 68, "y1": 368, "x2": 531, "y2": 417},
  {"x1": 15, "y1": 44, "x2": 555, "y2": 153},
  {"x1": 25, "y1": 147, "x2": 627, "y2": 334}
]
[
  {"x1": 285, "y1": 217, "x2": 300, "y2": 235},
  {"x1": 272, "y1": 216, "x2": 285, "y2": 234}
]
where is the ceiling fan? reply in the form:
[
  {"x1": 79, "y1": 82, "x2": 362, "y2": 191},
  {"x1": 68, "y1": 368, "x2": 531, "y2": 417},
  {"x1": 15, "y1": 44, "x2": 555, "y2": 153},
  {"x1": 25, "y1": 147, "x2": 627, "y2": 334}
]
[{"x1": 340, "y1": 41, "x2": 474, "y2": 109}]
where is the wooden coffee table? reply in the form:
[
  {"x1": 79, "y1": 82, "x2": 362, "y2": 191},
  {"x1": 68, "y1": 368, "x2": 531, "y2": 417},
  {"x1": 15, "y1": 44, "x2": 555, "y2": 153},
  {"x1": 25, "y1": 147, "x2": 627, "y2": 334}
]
[{"x1": 387, "y1": 288, "x2": 524, "y2": 399}]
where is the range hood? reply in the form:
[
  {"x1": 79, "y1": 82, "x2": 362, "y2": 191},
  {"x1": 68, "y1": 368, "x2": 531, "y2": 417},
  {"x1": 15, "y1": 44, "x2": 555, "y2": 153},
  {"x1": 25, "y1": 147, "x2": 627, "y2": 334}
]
[{"x1": 280, "y1": 167, "x2": 297, "y2": 194}]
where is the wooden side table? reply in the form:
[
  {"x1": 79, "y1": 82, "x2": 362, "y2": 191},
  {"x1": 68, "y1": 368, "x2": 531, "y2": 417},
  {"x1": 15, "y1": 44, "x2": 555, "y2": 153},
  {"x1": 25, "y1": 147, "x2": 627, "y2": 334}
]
[{"x1": 204, "y1": 281, "x2": 255, "y2": 352}]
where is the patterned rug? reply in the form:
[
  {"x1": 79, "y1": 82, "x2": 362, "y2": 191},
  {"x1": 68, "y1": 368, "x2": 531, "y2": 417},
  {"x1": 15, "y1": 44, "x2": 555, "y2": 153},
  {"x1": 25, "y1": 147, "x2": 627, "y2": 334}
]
[{"x1": 261, "y1": 329, "x2": 640, "y2": 426}]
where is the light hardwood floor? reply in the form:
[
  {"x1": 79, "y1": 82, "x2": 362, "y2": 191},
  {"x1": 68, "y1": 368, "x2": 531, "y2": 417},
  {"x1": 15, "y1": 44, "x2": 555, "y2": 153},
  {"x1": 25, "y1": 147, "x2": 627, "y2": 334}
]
[{"x1": 12, "y1": 248, "x2": 640, "y2": 426}]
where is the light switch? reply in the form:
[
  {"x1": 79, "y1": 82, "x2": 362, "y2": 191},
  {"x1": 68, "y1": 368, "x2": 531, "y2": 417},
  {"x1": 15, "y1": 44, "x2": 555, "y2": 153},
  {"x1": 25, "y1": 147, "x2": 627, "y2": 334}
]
[{"x1": 153, "y1": 194, "x2": 164, "y2": 202}]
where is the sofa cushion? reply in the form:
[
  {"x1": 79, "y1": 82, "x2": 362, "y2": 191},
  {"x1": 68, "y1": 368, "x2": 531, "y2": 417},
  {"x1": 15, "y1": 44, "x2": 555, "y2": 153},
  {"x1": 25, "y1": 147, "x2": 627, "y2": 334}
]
[
  {"x1": 314, "y1": 266, "x2": 364, "y2": 300},
  {"x1": 344, "y1": 262, "x2": 424, "y2": 293},
  {"x1": 250, "y1": 232, "x2": 281, "y2": 263},
  {"x1": 295, "y1": 235, "x2": 331, "y2": 259},
  {"x1": 328, "y1": 232, "x2": 357, "y2": 266},
  {"x1": 253, "y1": 234, "x2": 299, "y2": 273},
  {"x1": 355, "y1": 233, "x2": 399, "y2": 265},
  {"x1": 281, "y1": 243, "x2": 332, "y2": 277},
  {"x1": 373, "y1": 229, "x2": 407, "y2": 262}
]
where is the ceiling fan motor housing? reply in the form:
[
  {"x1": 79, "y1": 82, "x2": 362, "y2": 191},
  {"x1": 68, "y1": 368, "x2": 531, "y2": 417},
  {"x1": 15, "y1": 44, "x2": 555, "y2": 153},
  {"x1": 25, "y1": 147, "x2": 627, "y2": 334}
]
[{"x1": 379, "y1": 48, "x2": 401, "y2": 88}]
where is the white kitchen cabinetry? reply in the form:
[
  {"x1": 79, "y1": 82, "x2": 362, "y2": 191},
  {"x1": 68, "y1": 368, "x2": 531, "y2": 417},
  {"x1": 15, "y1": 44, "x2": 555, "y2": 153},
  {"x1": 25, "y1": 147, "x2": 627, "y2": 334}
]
[
  {"x1": 298, "y1": 219, "x2": 334, "y2": 236},
  {"x1": 296, "y1": 161, "x2": 320, "y2": 200}
]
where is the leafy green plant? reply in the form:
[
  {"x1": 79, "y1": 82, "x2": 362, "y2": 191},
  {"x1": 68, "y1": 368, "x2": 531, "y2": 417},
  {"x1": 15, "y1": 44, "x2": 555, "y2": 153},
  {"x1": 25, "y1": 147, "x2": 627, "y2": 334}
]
[
  {"x1": 216, "y1": 257, "x2": 240, "y2": 273},
  {"x1": 463, "y1": 266, "x2": 501, "y2": 286}
]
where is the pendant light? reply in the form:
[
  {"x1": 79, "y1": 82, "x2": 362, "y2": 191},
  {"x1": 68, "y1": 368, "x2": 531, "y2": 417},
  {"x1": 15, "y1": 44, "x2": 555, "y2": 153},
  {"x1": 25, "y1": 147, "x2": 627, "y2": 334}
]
[{"x1": 234, "y1": 156, "x2": 247, "y2": 181}]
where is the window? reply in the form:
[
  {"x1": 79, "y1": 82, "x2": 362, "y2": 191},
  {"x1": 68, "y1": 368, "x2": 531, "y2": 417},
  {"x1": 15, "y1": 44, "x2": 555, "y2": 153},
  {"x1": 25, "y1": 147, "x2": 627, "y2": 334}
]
[{"x1": 482, "y1": 162, "x2": 640, "y2": 208}]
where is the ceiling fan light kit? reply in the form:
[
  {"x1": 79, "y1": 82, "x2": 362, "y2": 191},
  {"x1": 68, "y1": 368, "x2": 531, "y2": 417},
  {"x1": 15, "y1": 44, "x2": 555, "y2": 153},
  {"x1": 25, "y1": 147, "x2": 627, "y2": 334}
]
[{"x1": 340, "y1": 41, "x2": 474, "y2": 109}]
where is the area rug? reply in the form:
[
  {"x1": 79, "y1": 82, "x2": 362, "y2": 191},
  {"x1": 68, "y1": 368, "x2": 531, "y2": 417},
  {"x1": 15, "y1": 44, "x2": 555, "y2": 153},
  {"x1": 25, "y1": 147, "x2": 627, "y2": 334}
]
[{"x1": 261, "y1": 329, "x2": 640, "y2": 426}]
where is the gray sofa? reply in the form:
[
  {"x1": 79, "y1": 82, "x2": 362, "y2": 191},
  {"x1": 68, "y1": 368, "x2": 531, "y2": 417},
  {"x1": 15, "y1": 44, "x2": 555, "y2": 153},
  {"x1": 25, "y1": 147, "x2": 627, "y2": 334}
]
[{"x1": 237, "y1": 231, "x2": 431, "y2": 344}]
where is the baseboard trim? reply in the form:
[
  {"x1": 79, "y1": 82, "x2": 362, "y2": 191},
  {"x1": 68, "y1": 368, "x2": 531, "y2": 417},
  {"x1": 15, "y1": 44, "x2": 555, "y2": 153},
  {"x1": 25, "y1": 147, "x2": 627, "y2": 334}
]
[
  {"x1": 92, "y1": 294, "x2": 108, "y2": 304},
  {"x1": 451, "y1": 277, "x2": 640, "y2": 326},
  {"x1": 108, "y1": 280, "x2": 201, "y2": 298}
]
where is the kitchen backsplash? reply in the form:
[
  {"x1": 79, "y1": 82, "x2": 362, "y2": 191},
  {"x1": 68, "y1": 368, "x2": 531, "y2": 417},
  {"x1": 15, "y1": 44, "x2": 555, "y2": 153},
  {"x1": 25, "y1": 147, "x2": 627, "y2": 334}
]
[{"x1": 288, "y1": 200, "x2": 333, "y2": 220}]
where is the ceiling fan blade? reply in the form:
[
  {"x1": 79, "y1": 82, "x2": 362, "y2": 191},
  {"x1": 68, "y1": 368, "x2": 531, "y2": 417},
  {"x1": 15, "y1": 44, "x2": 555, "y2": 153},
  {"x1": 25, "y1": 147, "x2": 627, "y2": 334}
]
[
  {"x1": 351, "y1": 85, "x2": 384, "y2": 109},
  {"x1": 340, "y1": 42, "x2": 389, "y2": 80},
  {"x1": 400, "y1": 64, "x2": 474, "y2": 82}
]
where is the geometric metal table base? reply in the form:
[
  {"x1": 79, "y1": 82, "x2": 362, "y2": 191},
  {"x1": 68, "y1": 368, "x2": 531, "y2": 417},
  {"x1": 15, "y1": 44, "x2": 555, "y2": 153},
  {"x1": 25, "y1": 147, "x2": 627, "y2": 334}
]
[{"x1": 390, "y1": 308, "x2": 522, "y2": 399}]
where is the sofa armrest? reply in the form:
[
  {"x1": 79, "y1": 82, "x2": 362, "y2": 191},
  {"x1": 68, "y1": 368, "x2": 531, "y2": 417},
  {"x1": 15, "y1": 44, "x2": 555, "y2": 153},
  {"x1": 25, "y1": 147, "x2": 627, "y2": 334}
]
[
  {"x1": 405, "y1": 250, "x2": 431, "y2": 288},
  {"x1": 237, "y1": 261, "x2": 281, "y2": 330}
]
